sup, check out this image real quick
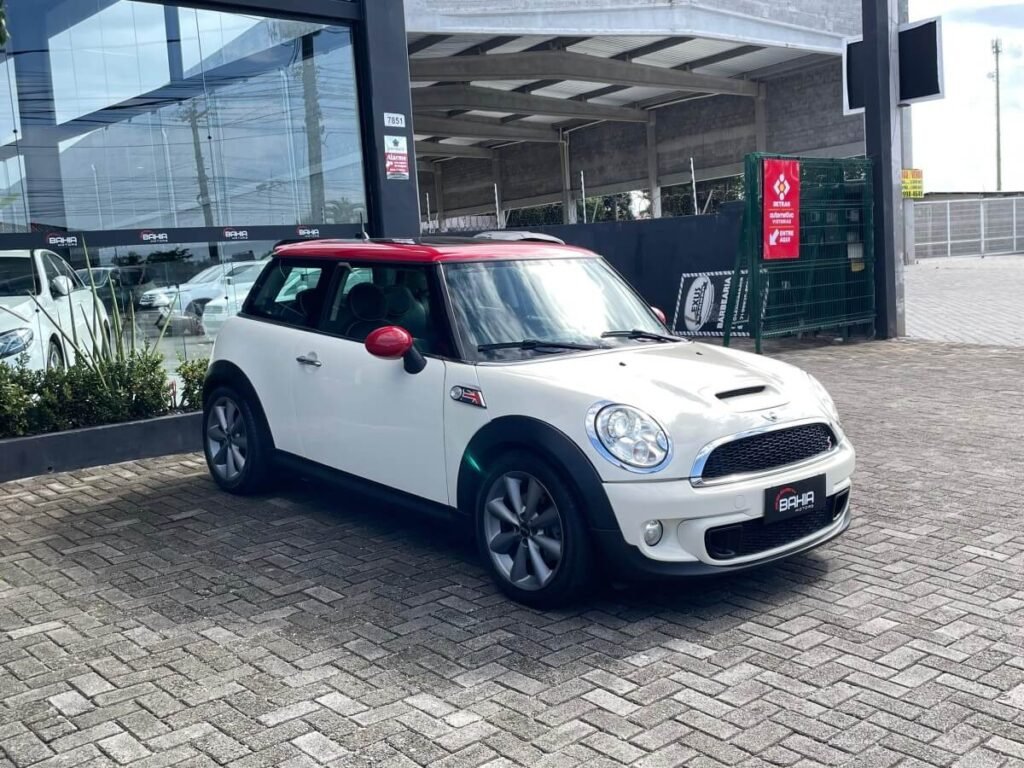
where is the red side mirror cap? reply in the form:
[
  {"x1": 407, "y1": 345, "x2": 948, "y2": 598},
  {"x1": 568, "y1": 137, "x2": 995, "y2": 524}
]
[
  {"x1": 365, "y1": 326, "x2": 413, "y2": 359},
  {"x1": 651, "y1": 306, "x2": 667, "y2": 325}
]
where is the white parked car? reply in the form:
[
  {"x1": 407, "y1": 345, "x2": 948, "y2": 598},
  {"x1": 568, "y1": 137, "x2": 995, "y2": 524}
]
[
  {"x1": 0, "y1": 250, "x2": 109, "y2": 371},
  {"x1": 199, "y1": 262, "x2": 270, "y2": 337},
  {"x1": 202, "y1": 241, "x2": 854, "y2": 606},
  {"x1": 139, "y1": 260, "x2": 267, "y2": 313}
]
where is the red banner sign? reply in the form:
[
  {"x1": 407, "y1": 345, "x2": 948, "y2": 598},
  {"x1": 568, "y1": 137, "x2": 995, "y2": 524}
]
[{"x1": 762, "y1": 158, "x2": 801, "y2": 260}]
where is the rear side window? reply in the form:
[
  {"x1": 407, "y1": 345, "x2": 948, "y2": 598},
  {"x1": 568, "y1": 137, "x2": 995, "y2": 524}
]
[{"x1": 244, "y1": 260, "x2": 329, "y2": 328}]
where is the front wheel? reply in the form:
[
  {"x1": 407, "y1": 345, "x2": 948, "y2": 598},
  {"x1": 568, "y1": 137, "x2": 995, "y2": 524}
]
[
  {"x1": 203, "y1": 386, "x2": 272, "y2": 494},
  {"x1": 475, "y1": 451, "x2": 592, "y2": 607}
]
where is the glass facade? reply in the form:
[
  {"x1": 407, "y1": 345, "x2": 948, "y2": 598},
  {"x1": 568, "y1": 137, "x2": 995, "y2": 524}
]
[
  {"x1": 1, "y1": 0, "x2": 367, "y2": 241},
  {"x1": 1, "y1": 0, "x2": 372, "y2": 364}
]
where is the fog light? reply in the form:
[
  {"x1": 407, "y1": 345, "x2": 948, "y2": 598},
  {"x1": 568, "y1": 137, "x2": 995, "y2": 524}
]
[{"x1": 642, "y1": 520, "x2": 663, "y2": 547}]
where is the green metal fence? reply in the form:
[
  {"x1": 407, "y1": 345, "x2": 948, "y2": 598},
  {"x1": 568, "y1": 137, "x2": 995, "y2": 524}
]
[{"x1": 724, "y1": 154, "x2": 876, "y2": 352}]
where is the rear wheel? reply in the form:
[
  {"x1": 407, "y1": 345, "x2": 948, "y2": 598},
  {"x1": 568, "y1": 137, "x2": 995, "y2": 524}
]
[
  {"x1": 47, "y1": 340, "x2": 64, "y2": 371},
  {"x1": 475, "y1": 451, "x2": 592, "y2": 607},
  {"x1": 203, "y1": 386, "x2": 272, "y2": 494}
]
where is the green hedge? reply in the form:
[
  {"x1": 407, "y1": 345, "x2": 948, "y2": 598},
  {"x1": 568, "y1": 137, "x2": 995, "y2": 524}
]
[{"x1": 0, "y1": 354, "x2": 208, "y2": 440}]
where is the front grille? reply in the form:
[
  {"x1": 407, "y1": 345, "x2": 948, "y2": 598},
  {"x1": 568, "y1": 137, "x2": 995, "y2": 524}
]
[
  {"x1": 705, "y1": 490, "x2": 849, "y2": 561},
  {"x1": 701, "y1": 423, "x2": 835, "y2": 481}
]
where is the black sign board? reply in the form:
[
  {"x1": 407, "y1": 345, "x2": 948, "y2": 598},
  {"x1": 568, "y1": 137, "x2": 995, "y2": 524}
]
[{"x1": 844, "y1": 16, "x2": 944, "y2": 114}]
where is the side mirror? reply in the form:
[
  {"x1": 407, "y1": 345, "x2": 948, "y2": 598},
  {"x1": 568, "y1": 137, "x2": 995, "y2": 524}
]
[
  {"x1": 224, "y1": 276, "x2": 233, "y2": 286},
  {"x1": 365, "y1": 325, "x2": 427, "y2": 374},
  {"x1": 51, "y1": 276, "x2": 74, "y2": 296},
  {"x1": 651, "y1": 306, "x2": 667, "y2": 325}
]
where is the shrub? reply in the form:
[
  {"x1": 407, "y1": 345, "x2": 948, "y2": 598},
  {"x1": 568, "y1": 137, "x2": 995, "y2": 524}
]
[
  {"x1": 0, "y1": 352, "x2": 173, "y2": 440},
  {"x1": 176, "y1": 356, "x2": 209, "y2": 412}
]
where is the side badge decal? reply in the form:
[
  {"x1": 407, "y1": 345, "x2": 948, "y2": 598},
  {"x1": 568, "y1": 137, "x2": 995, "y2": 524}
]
[{"x1": 450, "y1": 386, "x2": 486, "y2": 409}]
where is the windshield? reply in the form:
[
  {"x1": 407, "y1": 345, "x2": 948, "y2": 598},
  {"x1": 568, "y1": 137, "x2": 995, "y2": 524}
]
[
  {"x1": 187, "y1": 265, "x2": 225, "y2": 285},
  {"x1": 0, "y1": 255, "x2": 39, "y2": 296},
  {"x1": 228, "y1": 263, "x2": 264, "y2": 283},
  {"x1": 443, "y1": 257, "x2": 670, "y2": 361},
  {"x1": 77, "y1": 268, "x2": 109, "y2": 286}
]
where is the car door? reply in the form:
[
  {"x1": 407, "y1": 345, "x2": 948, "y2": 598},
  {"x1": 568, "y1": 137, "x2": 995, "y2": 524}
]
[
  {"x1": 41, "y1": 251, "x2": 97, "y2": 350},
  {"x1": 293, "y1": 262, "x2": 450, "y2": 505}
]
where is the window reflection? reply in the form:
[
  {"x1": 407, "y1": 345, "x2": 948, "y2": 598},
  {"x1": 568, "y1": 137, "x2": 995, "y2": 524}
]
[
  {"x1": 3, "y1": 0, "x2": 367, "y2": 232},
  {"x1": 444, "y1": 258, "x2": 666, "y2": 361}
]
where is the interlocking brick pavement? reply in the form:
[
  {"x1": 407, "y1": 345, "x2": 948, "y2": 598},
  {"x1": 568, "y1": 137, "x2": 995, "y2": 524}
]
[
  {"x1": 905, "y1": 254, "x2": 1024, "y2": 346},
  {"x1": 2, "y1": 339, "x2": 1023, "y2": 767}
]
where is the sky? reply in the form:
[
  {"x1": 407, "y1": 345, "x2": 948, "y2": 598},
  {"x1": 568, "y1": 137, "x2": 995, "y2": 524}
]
[{"x1": 909, "y1": 0, "x2": 1024, "y2": 191}]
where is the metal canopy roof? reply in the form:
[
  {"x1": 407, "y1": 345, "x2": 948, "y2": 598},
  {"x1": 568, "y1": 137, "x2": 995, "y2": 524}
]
[{"x1": 409, "y1": 33, "x2": 832, "y2": 158}]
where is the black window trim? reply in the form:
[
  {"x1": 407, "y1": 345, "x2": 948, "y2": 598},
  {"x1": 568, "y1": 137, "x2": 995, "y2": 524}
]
[{"x1": 239, "y1": 257, "x2": 464, "y2": 363}]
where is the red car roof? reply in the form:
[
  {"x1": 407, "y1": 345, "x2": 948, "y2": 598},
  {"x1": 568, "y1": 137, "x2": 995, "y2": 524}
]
[{"x1": 274, "y1": 239, "x2": 597, "y2": 264}]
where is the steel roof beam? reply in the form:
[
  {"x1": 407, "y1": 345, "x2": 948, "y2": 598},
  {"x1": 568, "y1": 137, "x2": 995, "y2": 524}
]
[
  {"x1": 413, "y1": 115, "x2": 561, "y2": 142},
  {"x1": 413, "y1": 85, "x2": 647, "y2": 122},
  {"x1": 414, "y1": 141, "x2": 495, "y2": 159},
  {"x1": 409, "y1": 50, "x2": 759, "y2": 97}
]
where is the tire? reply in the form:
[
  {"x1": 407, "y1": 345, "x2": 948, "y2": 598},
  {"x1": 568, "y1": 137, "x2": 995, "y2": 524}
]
[
  {"x1": 202, "y1": 385, "x2": 273, "y2": 494},
  {"x1": 47, "y1": 340, "x2": 65, "y2": 371},
  {"x1": 475, "y1": 450, "x2": 592, "y2": 608}
]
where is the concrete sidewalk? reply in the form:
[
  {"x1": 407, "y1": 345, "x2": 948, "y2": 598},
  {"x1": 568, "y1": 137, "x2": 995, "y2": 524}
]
[
  {"x1": 905, "y1": 254, "x2": 1024, "y2": 346},
  {"x1": 1, "y1": 339, "x2": 1022, "y2": 768}
]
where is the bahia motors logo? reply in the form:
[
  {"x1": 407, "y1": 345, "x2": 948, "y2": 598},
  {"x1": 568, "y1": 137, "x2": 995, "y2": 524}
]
[
  {"x1": 223, "y1": 228, "x2": 249, "y2": 241},
  {"x1": 46, "y1": 233, "x2": 79, "y2": 248},
  {"x1": 296, "y1": 226, "x2": 321, "y2": 239},
  {"x1": 140, "y1": 230, "x2": 170, "y2": 243},
  {"x1": 774, "y1": 486, "x2": 816, "y2": 515}
]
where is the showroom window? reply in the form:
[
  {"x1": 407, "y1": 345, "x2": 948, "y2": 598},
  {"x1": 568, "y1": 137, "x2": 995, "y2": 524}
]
[{"x1": 2, "y1": 0, "x2": 368, "y2": 235}]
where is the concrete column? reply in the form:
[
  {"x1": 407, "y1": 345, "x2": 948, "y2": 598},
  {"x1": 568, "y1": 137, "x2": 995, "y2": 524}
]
[
  {"x1": 355, "y1": 2, "x2": 420, "y2": 237},
  {"x1": 433, "y1": 162, "x2": 445, "y2": 230},
  {"x1": 862, "y1": 0, "x2": 906, "y2": 338},
  {"x1": 560, "y1": 139, "x2": 578, "y2": 224},
  {"x1": 646, "y1": 113, "x2": 662, "y2": 219},
  {"x1": 901, "y1": 108, "x2": 915, "y2": 265},
  {"x1": 755, "y1": 83, "x2": 768, "y2": 152}
]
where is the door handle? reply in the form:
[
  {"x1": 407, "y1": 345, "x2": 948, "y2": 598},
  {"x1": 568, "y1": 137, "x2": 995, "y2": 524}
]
[{"x1": 296, "y1": 354, "x2": 322, "y2": 367}]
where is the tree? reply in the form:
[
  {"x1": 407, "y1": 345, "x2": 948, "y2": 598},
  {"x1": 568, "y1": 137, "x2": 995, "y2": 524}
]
[{"x1": 0, "y1": 1, "x2": 8, "y2": 48}]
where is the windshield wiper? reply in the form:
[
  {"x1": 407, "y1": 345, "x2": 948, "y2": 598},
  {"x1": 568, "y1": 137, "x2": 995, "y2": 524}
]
[
  {"x1": 478, "y1": 339, "x2": 603, "y2": 353},
  {"x1": 601, "y1": 329, "x2": 680, "y2": 343}
]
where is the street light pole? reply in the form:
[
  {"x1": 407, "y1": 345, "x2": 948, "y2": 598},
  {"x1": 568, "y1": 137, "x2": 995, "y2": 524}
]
[{"x1": 992, "y1": 38, "x2": 1002, "y2": 191}]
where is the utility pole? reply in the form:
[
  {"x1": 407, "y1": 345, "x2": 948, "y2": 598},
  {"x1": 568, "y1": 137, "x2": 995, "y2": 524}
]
[{"x1": 992, "y1": 38, "x2": 1003, "y2": 191}]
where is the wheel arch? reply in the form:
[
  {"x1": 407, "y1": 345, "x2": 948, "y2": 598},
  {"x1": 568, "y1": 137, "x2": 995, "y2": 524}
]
[
  {"x1": 204, "y1": 360, "x2": 276, "y2": 450},
  {"x1": 456, "y1": 416, "x2": 615, "y2": 530}
]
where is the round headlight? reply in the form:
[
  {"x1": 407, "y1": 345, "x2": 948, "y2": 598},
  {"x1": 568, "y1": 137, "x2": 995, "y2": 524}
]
[
  {"x1": 807, "y1": 374, "x2": 840, "y2": 423},
  {"x1": 586, "y1": 402, "x2": 672, "y2": 472}
]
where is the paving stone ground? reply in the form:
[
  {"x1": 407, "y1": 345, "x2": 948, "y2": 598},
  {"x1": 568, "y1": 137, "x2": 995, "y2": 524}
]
[
  {"x1": 1, "y1": 339, "x2": 1023, "y2": 768},
  {"x1": 905, "y1": 254, "x2": 1024, "y2": 346}
]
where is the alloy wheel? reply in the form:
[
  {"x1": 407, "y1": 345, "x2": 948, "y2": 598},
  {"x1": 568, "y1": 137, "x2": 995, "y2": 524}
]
[
  {"x1": 483, "y1": 471, "x2": 564, "y2": 591},
  {"x1": 206, "y1": 396, "x2": 248, "y2": 482}
]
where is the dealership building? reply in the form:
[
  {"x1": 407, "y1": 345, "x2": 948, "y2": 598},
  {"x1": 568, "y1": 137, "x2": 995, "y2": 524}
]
[
  {"x1": 1, "y1": 0, "x2": 910, "y2": 336},
  {"x1": 0, "y1": 0, "x2": 418, "y2": 271}
]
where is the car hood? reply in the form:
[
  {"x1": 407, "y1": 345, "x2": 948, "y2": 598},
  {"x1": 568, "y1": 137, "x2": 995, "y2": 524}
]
[
  {"x1": 476, "y1": 341, "x2": 835, "y2": 481},
  {"x1": 0, "y1": 295, "x2": 36, "y2": 327}
]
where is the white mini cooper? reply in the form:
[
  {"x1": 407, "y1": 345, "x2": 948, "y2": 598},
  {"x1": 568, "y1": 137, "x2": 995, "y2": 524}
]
[{"x1": 203, "y1": 239, "x2": 854, "y2": 606}]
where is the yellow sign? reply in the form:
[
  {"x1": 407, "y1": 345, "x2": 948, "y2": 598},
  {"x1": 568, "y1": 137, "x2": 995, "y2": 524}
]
[{"x1": 902, "y1": 168, "x2": 924, "y2": 199}]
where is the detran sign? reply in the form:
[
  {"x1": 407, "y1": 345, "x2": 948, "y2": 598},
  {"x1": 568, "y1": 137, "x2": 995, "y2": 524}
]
[{"x1": 762, "y1": 158, "x2": 801, "y2": 260}]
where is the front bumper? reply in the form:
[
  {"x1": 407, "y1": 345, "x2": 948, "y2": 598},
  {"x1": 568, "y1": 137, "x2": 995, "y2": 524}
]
[{"x1": 593, "y1": 440, "x2": 854, "y2": 577}]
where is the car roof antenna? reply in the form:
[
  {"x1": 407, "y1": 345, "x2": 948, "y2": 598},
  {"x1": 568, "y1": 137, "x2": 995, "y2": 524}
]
[{"x1": 359, "y1": 212, "x2": 369, "y2": 242}]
